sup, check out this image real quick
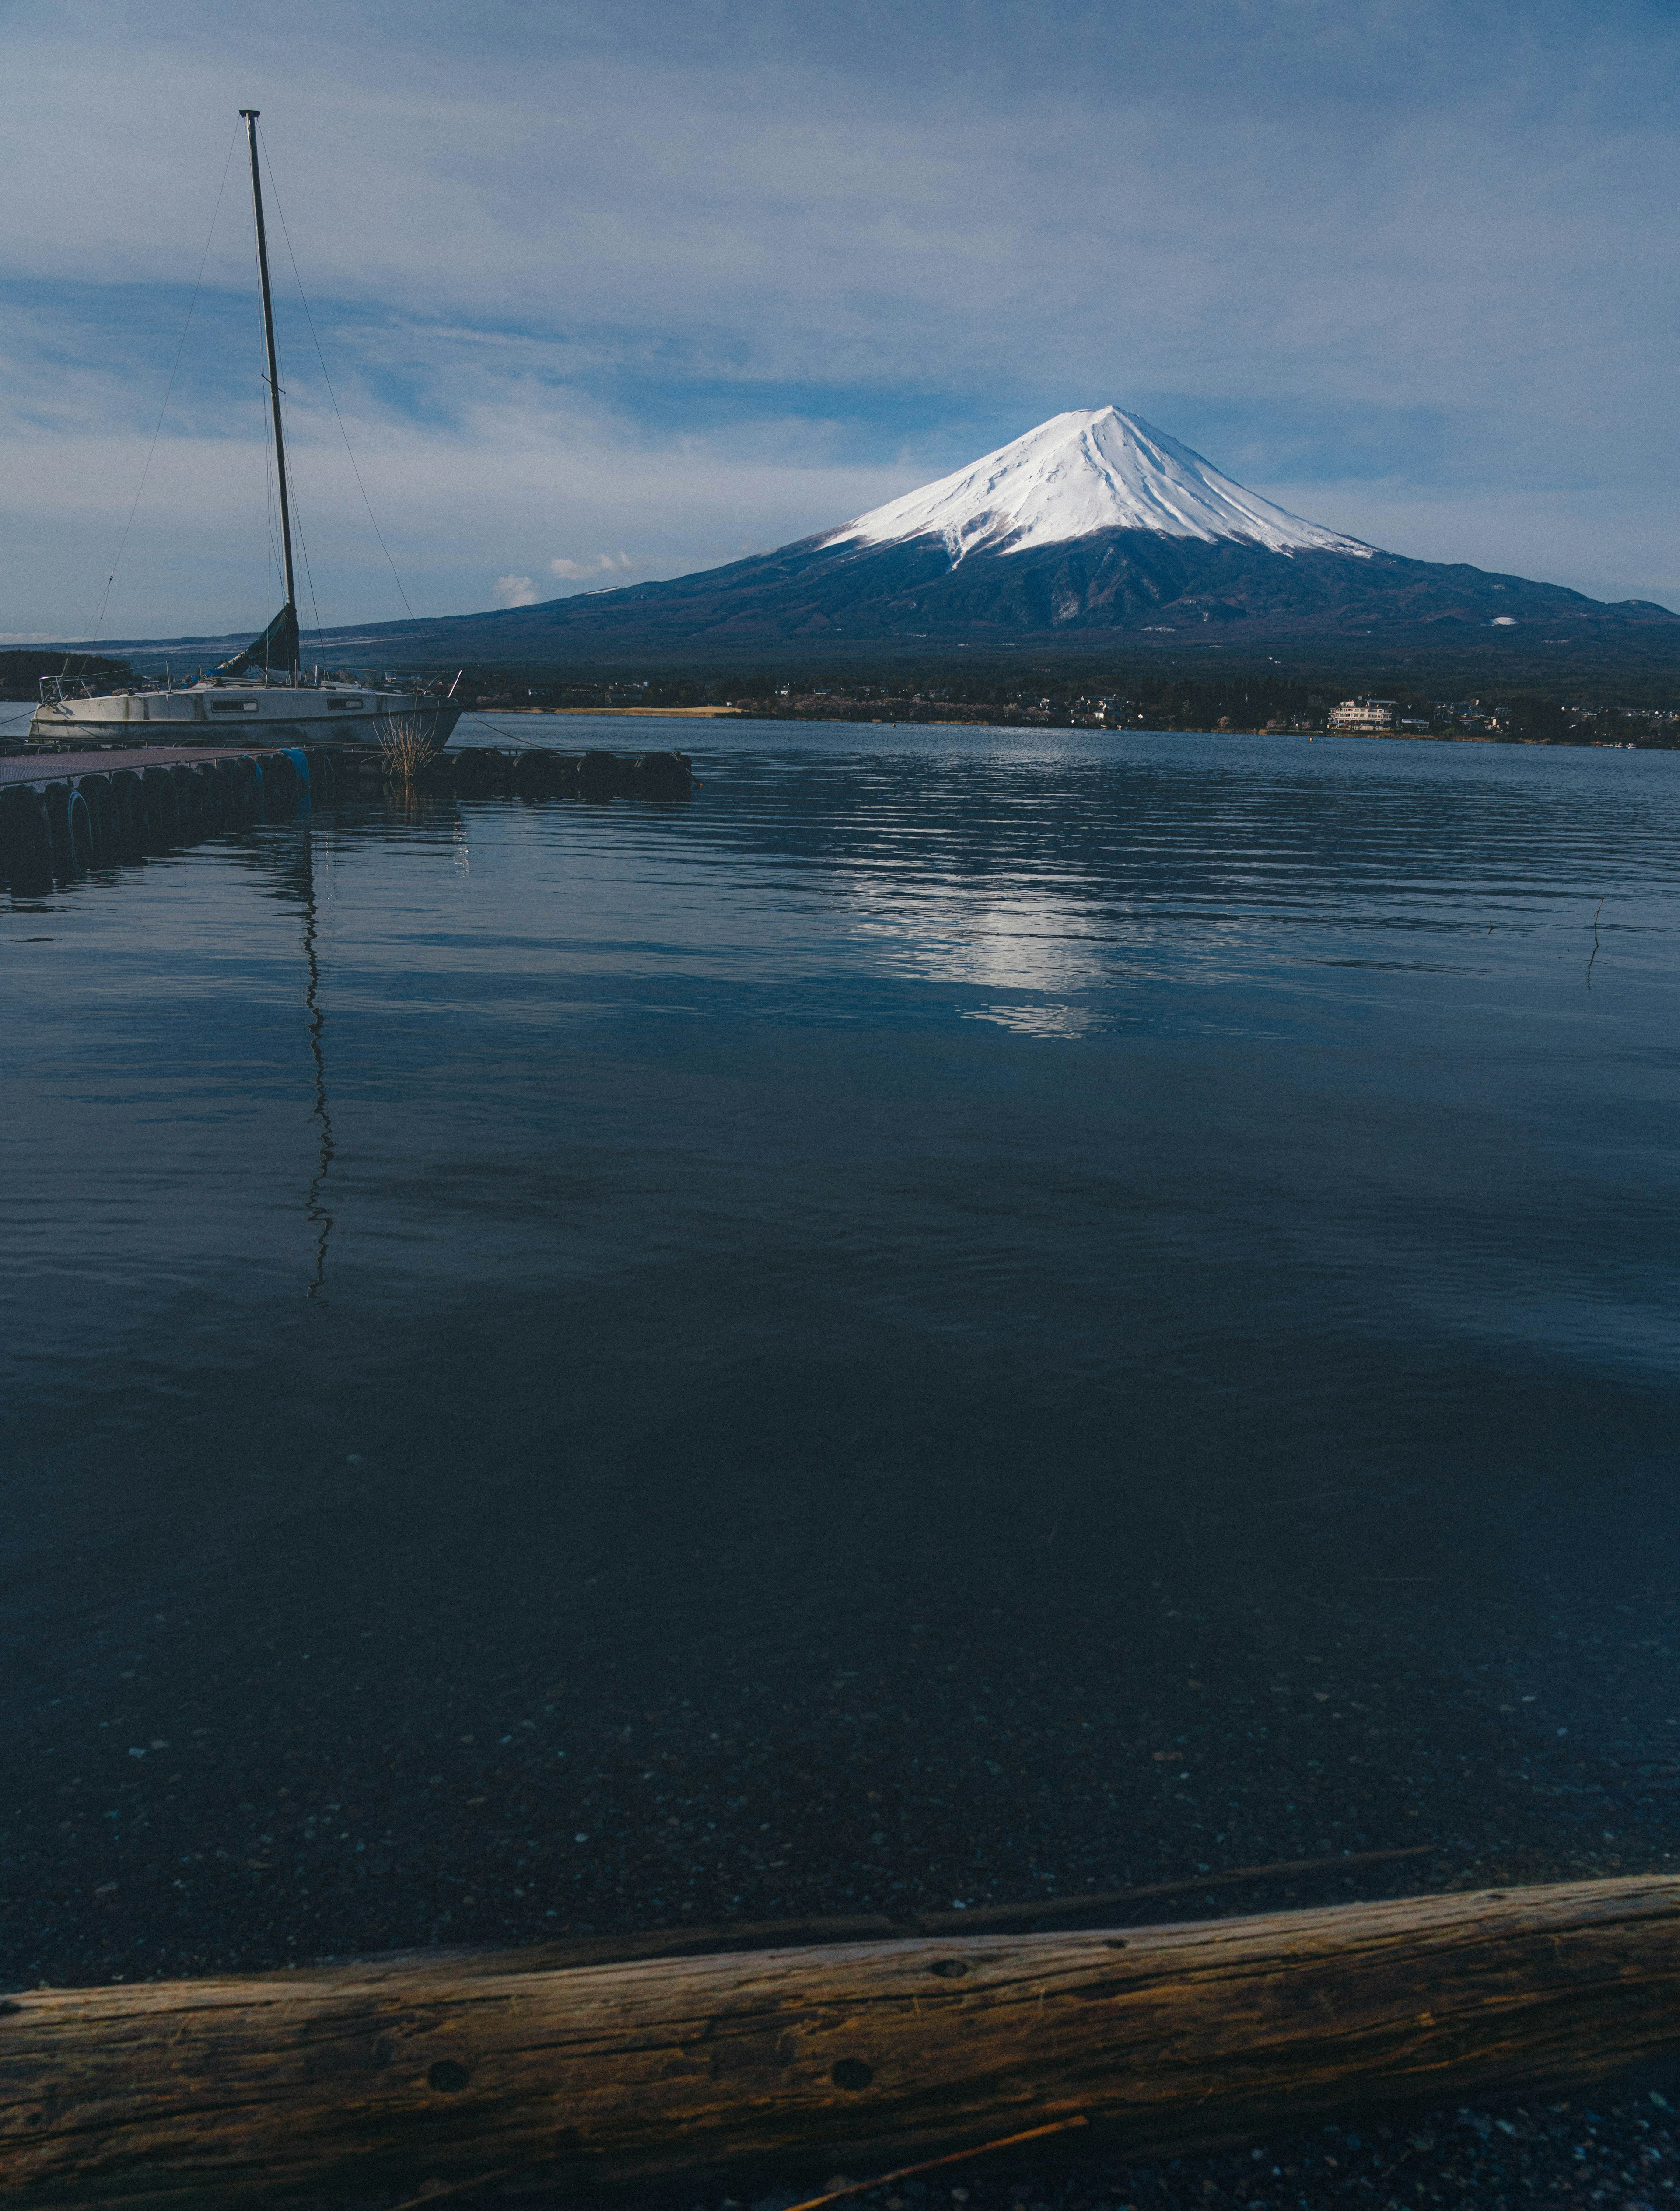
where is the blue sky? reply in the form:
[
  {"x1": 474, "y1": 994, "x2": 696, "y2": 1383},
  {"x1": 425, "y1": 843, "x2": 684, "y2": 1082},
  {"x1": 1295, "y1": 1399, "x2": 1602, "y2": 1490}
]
[{"x1": 3, "y1": 0, "x2": 1678, "y2": 642}]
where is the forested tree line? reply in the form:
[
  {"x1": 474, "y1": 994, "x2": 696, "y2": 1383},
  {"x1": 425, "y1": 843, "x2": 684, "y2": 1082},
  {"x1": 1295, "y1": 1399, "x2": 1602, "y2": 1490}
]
[
  {"x1": 4, "y1": 649, "x2": 1672, "y2": 745},
  {"x1": 454, "y1": 665, "x2": 1677, "y2": 742},
  {"x1": 0, "y1": 650, "x2": 134, "y2": 699}
]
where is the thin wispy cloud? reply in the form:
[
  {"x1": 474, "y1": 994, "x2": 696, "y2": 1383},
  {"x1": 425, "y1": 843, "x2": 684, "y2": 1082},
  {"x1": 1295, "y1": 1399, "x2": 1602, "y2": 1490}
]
[
  {"x1": 550, "y1": 555, "x2": 637, "y2": 581},
  {"x1": 3, "y1": 0, "x2": 1677, "y2": 637}
]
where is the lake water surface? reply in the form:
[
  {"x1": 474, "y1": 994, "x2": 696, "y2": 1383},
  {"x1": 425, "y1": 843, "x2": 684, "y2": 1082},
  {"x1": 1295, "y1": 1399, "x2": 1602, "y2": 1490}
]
[{"x1": 3, "y1": 720, "x2": 1677, "y2": 1987}]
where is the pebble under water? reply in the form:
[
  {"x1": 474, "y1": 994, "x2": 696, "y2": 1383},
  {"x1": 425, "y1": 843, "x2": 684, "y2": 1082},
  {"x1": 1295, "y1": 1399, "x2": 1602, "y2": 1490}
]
[{"x1": 3, "y1": 718, "x2": 1678, "y2": 2204}]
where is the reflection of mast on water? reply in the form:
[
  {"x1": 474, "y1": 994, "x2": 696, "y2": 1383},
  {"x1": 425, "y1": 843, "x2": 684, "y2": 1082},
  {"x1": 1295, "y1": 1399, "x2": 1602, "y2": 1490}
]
[
  {"x1": 174, "y1": 808, "x2": 339, "y2": 1294},
  {"x1": 300, "y1": 822, "x2": 335, "y2": 1300},
  {"x1": 275, "y1": 813, "x2": 338, "y2": 1291}
]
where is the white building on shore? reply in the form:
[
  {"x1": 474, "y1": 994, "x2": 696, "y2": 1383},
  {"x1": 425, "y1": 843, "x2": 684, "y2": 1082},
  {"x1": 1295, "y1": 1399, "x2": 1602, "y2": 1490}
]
[{"x1": 1327, "y1": 698, "x2": 1397, "y2": 731}]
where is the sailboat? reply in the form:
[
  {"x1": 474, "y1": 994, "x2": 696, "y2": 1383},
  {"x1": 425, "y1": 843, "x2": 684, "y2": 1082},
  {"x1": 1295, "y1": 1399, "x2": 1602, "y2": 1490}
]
[{"x1": 32, "y1": 112, "x2": 462, "y2": 752}]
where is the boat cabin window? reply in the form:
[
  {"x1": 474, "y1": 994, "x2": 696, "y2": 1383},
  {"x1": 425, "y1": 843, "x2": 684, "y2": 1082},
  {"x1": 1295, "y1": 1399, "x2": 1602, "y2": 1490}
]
[
  {"x1": 212, "y1": 699, "x2": 260, "y2": 712},
  {"x1": 327, "y1": 698, "x2": 362, "y2": 710}
]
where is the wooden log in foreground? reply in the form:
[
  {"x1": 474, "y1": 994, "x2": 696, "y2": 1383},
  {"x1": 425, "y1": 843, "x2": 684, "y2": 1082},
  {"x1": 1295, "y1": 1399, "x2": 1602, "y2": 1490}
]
[{"x1": 4, "y1": 1876, "x2": 1680, "y2": 2208}]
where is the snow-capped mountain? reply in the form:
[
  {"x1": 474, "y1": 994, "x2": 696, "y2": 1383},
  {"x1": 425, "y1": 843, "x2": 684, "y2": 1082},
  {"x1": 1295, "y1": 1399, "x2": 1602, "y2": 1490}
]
[
  {"x1": 97, "y1": 409, "x2": 1680, "y2": 673},
  {"x1": 825, "y1": 407, "x2": 1372, "y2": 563}
]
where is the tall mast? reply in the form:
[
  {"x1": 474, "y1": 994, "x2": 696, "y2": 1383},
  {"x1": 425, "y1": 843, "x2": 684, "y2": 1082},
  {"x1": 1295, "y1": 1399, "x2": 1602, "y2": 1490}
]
[{"x1": 240, "y1": 109, "x2": 297, "y2": 675}]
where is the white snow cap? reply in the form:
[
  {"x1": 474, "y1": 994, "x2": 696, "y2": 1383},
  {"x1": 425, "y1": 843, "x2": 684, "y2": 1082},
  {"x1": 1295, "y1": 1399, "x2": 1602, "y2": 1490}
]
[{"x1": 826, "y1": 407, "x2": 1372, "y2": 562}]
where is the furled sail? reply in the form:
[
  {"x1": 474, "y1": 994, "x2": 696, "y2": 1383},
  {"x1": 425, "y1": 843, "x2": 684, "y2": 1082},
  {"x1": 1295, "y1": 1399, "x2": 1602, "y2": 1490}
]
[{"x1": 217, "y1": 602, "x2": 300, "y2": 678}]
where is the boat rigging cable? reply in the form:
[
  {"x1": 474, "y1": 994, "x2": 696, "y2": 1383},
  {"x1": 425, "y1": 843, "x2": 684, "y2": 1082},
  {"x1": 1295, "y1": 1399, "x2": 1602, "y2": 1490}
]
[
  {"x1": 256, "y1": 130, "x2": 420, "y2": 628},
  {"x1": 68, "y1": 122, "x2": 242, "y2": 670}
]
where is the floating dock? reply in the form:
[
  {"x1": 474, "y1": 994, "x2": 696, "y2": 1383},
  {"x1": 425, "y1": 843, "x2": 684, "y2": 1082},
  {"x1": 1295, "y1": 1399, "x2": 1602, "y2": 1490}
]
[
  {"x1": 0, "y1": 742, "x2": 693, "y2": 888},
  {"x1": 0, "y1": 742, "x2": 329, "y2": 887}
]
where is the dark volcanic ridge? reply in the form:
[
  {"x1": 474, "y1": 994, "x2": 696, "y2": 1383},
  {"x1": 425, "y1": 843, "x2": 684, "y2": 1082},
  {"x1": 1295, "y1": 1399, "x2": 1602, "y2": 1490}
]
[{"x1": 321, "y1": 529, "x2": 1680, "y2": 658}]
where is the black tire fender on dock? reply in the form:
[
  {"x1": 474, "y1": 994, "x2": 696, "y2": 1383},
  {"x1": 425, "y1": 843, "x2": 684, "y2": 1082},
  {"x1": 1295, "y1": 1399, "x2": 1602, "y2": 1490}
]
[
  {"x1": 191, "y1": 762, "x2": 224, "y2": 826},
  {"x1": 633, "y1": 751, "x2": 694, "y2": 798},
  {"x1": 27, "y1": 788, "x2": 53, "y2": 874},
  {"x1": 66, "y1": 787, "x2": 94, "y2": 869},
  {"x1": 141, "y1": 765, "x2": 178, "y2": 846},
  {"x1": 76, "y1": 774, "x2": 118, "y2": 863},
  {"x1": 0, "y1": 784, "x2": 35, "y2": 880},
  {"x1": 578, "y1": 748, "x2": 618, "y2": 798},
  {"x1": 108, "y1": 770, "x2": 144, "y2": 848},
  {"x1": 43, "y1": 781, "x2": 94, "y2": 873},
  {"x1": 41, "y1": 780, "x2": 69, "y2": 869},
  {"x1": 4, "y1": 787, "x2": 55, "y2": 886},
  {"x1": 451, "y1": 749, "x2": 496, "y2": 796},
  {"x1": 513, "y1": 749, "x2": 560, "y2": 795},
  {"x1": 169, "y1": 763, "x2": 203, "y2": 833},
  {"x1": 261, "y1": 751, "x2": 296, "y2": 817}
]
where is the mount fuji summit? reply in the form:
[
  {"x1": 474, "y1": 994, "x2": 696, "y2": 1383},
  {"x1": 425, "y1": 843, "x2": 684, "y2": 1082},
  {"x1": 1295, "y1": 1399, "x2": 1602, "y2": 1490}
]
[
  {"x1": 822, "y1": 407, "x2": 1372, "y2": 564},
  {"x1": 114, "y1": 408, "x2": 1679, "y2": 671}
]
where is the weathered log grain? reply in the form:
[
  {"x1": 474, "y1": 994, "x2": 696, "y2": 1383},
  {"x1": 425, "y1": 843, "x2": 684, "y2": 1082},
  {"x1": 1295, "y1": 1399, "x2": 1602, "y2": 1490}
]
[{"x1": 4, "y1": 1876, "x2": 1680, "y2": 2209}]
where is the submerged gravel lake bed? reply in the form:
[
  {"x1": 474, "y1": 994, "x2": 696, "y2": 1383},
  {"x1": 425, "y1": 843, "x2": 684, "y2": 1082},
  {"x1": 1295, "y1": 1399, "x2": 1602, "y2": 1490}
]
[{"x1": 4, "y1": 719, "x2": 1678, "y2": 2204}]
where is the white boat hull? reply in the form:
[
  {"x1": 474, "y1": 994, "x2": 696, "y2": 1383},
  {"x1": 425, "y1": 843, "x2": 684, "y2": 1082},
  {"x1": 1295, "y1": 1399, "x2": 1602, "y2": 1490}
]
[{"x1": 30, "y1": 687, "x2": 462, "y2": 750}]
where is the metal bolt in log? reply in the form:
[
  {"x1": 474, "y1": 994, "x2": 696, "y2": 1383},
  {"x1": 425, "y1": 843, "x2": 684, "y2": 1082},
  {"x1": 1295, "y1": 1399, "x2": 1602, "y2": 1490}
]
[{"x1": 4, "y1": 1876, "x2": 1680, "y2": 2208}]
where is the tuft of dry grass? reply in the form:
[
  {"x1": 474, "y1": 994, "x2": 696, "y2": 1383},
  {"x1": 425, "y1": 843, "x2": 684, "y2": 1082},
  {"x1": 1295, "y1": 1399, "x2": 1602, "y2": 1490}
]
[{"x1": 375, "y1": 715, "x2": 439, "y2": 780}]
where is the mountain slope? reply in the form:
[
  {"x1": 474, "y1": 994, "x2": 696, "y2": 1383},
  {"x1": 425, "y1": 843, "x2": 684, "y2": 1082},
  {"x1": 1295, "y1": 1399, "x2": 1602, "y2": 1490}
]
[
  {"x1": 101, "y1": 407, "x2": 1679, "y2": 672},
  {"x1": 294, "y1": 530, "x2": 1678, "y2": 668}
]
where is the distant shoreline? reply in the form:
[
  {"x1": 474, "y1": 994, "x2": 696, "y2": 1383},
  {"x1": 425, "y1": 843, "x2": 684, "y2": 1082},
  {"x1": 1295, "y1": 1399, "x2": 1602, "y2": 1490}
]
[
  {"x1": 494, "y1": 704, "x2": 745, "y2": 718},
  {"x1": 469, "y1": 704, "x2": 1664, "y2": 750}
]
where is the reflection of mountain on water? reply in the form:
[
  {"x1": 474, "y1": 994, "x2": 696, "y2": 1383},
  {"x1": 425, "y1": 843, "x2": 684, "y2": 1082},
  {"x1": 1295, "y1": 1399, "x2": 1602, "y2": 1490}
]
[
  {"x1": 693, "y1": 734, "x2": 1663, "y2": 1037},
  {"x1": 850, "y1": 875, "x2": 1106, "y2": 1036}
]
